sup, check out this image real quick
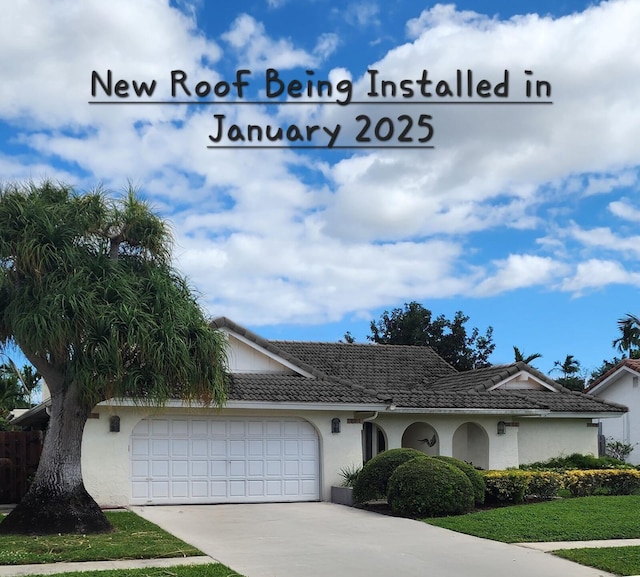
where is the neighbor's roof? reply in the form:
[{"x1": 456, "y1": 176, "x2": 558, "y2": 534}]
[
  {"x1": 585, "y1": 358, "x2": 640, "y2": 394},
  {"x1": 212, "y1": 317, "x2": 626, "y2": 415}
]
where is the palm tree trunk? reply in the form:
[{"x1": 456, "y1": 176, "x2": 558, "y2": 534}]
[{"x1": 0, "y1": 382, "x2": 112, "y2": 535}]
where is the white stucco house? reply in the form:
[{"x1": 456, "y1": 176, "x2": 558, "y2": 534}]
[
  {"x1": 15, "y1": 317, "x2": 626, "y2": 508},
  {"x1": 587, "y1": 359, "x2": 640, "y2": 465}
]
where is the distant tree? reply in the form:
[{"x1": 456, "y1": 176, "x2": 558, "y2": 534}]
[
  {"x1": 613, "y1": 314, "x2": 640, "y2": 357},
  {"x1": 589, "y1": 356, "x2": 626, "y2": 383},
  {"x1": 0, "y1": 361, "x2": 35, "y2": 431},
  {"x1": 2, "y1": 360, "x2": 40, "y2": 407},
  {"x1": 0, "y1": 181, "x2": 228, "y2": 535},
  {"x1": 550, "y1": 354, "x2": 585, "y2": 391},
  {"x1": 342, "y1": 331, "x2": 356, "y2": 344},
  {"x1": 367, "y1": 302, "x2": 494, "y2": 370},
  {"x1": 513, "y1": 346, "x2": 542, "y2": 366}
]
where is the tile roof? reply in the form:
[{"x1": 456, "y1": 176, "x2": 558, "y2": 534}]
[
  {"x1": 212, "y1": 317, "x2": 626, "y2": 415},
  {"x1": 586, "y1": 358, "x2": 640, "y2": 392}
]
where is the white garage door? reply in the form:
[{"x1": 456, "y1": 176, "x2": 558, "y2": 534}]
[{"x1": 130, "y1": 416, "x2": 319, "y2": 504}]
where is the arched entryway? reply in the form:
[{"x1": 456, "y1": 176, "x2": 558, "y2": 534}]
[
  {"x1": 363, "y1": 422, "x2": 387, "y2": 462},
  {"x1": 401, "y1": 422, "x2": 439, "y2": 456},
  {"x1": 452, "y1": 422, "x2": 489, "y2": 469}
]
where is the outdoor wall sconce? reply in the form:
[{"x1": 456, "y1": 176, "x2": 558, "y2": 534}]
[
  {"x1": 497, "y1": 421, "x2": 506, "y2": 435},
  {"x1": 109, "y1": 415, "x2": 121, "y2": 433},
  {"x1": 331, "y1": 417, "x2": 341, "y2": 434}
]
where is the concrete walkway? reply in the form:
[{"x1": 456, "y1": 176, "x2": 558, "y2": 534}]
[
  {"x1": 0, "y1": 556, "x2": 215, "y2": 577},
  {"x1": 134, "y1": 503, "x2": 619, "y2": 577},
  {"x1": 515, "y1": 538, "x2": 640, "y2": 551}
]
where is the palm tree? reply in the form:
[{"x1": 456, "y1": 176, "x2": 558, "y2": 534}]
[
  {"x1": 550, "y1": 354, "x2": 584, "y2": 391},
  {"x1": 0, "y1": 181, "x2": 228, "y2": 535},
  {"x1": 513, "y1": 346, "x2": 542, "y2": 365},
  {"x1": 613, "y1": 313, "x2": 640, "y2": 355},
  {"x1": 551, "y1": 354, "x2": 581, "y2": 378}
]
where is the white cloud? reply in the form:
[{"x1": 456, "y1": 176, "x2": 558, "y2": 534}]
[
  {"x1": 0, "y1": 0, "x2": 221, "y2": 127},
  {"x1": 561, "y1": 259, "x2": 640, "y2": 293},
  {"x1": 584, "y1": 171, "x2": 638, "y2": 196},
  {"x1": 343, "y1": 2, "x2": 380, "y2": 28},
  {"x1": 221, "y1": 14, "x2": 321, "y2": 69},
  {"x1": 609, "y1": 199, "x2": 640, "y2": 222},
  {"x1": 471, "y1": 254, "x2": 567, "y2": 297},
  {"x1": 568, "y1": 225, "x2": 640, "y2": 258}
]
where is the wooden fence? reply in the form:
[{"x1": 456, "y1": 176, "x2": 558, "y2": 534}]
[{"x1": 0, "y1": 431, "x2": 43, "y2": 504}]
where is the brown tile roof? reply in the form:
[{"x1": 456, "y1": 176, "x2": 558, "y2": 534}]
[
  {"x1": 586, "y1": 358, "x2": 640, "y2": 392},
  {"x1": 212, "y1": 317, "x2": 626, "y2": 415}
]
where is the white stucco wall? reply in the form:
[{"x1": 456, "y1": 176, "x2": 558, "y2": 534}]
[
  {"x1": 517, "y1": 418, "x2": 598, "y2": 465},
  {"x1": 372, "y1": 414, "x2": 517, "y2": 470},
  {"x1": 592, "y1": 373, "x2": 639, "y2": 464},
  {"x1": 82, "y1": 405, "x2": 363, "y2": 507},
  {"x1": 82, "y1": 405, "x2": 606, "y2": 507}
]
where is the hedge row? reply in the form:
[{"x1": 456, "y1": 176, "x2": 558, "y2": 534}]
[{"x1": 483, "y1": 469, "x2": 640, "y2": 503}]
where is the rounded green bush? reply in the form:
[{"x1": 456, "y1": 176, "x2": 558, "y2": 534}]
[
  {"x1": 434, "y1": 455, "x2": 485, "y2": 505},
  {"x1": 352, "y1": 448, "x2": 427, "y2": 504},
  {"x1": 387, "y1": 457, "x2": 474, "y2": 518}
]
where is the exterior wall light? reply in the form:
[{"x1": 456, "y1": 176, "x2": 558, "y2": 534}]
[
  {"x1": 497, "y1": 421, "x2": 506, "y2": 435},
  {"x1": 331, "y1": 417, "x2": 341, "y2": 434},
  {"x1": 109, "y1": 415, "x2": 121, "y2": 433}
]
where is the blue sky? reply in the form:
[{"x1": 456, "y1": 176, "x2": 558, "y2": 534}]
[{"x1": 2, "y1": 0, "x2": 639, "y2": 379}]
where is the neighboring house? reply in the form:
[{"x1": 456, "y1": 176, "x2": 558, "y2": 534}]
[
  {"x1": 587, "y1": 359, "x2": 640, "y2": 465},
  {"x1": 14, "y1": 317, "x2": 626, "y2": 507}
]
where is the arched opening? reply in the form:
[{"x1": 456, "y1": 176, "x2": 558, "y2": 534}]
[
  {"x1": 363, "y1": 422, "x2": 387, "y2": 462},
  {"x1": 401, "y1": 422, "x2": 439, "y2": 456},
  {"x1": 452, "y1": 422, "x2": 489, "y2": 469}
]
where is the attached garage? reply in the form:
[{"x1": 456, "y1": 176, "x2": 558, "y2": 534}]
[{"x1": 130, "y1": 416, "x2": 319, "y2": 505}]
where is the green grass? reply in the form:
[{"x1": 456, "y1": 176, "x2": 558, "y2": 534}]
[
  {"x1": 554, "y1": 546, "x2": 640, "y2": 576},
  {"x1": 23, "y1": 565, "x2": 243, "y2": 577},
  {"x1": 0, "y1": 511, "x2": 201, "y2": 565},
  {"x1": 425, "y1": 495, "x2": 640, "y2": 543}
]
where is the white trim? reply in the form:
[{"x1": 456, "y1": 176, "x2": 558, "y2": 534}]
[
  {"x1": 387, "y1": 407, "x2": 547, "y2": 416},
  {"x1": 221, "y1": 328, "x2": 316, "y2": 378},
  {"x1": 519, "y1": 412, "x2": 623, "y2": 419},
  {"x1": 588, "y1": 366, "x2": 640, "y2": 396},
  {"x1": 487, "y1": 370, "x2": 558, "y2": 392}
]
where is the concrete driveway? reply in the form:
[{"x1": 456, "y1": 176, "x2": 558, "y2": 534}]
[{"x1": 133, "y1": 503, "x2": 614, "y2": 577}]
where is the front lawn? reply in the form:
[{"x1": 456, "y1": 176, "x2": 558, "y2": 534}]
[
  {"x1": 0, "y1": 511, "x2": 201, "y2": 565},
  {"x1": 425, "y1": 495, "x2": 640, "y2": 543},
  {"x1": 20, "y1": 565, "x2": 243, "y2": 577},
  {"x1": 554, "y1": 546, "x2": 640, "y2": 576}
]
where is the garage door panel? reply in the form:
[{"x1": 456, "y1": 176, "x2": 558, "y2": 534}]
[
  {"x1": 172, "y1": 420, "x2": 189, "y2": 435},
  {"x1": 131, "y1": 416, "x2": 319, "y2": 505},
  {"x1": 248, "y1": 440, "x2": 263, "y2": 456},
  {"x1": 210, "y1": 440, "x2": 226, "y2": 456},
  {"x1": 229, "y1": 440, "x2": 246, "y2": 456},
  {"x1": 229, "y1": 421, "x2": 245, "y2": 436},
  {"x1": 172, "y1": 461, "x2": 188, "y2": 477},
  {"x1": 151, "y1": 420, "x2": 170, "y2": 435},
  {"x1": 210, "y1": 460, "x2": 226, "y2": 476},
  {"x1": 171, "y1": 440, "x2": 189, "y2": 457},
  {"x1": 192, "y1": 420, "x2": 209, "y2": 436}
]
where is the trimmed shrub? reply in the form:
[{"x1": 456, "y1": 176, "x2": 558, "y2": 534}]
[
  {"x1": 388, "y1": 457, "x2": 474, "y2": 518},
  {"x1": 521, "y1": 453, "x2": 628, "y2": 471},
  {"x1": 564, "y1": 469, "x2": 640, "y2": 497},
  {"x1": 483, "y1": 470, "x2": 529, "y2": 504},
  {"x1": 352, "y1": 448, "x2": 427, "y2": 504},
  {"x1": 434, "y1": 456, "x2": 485, "y2": 505},
  {"x1": 525, "y1": 471, "x2": 563, "y2": 499}
]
